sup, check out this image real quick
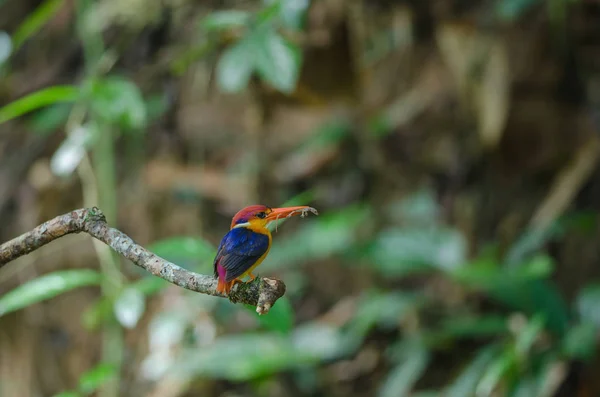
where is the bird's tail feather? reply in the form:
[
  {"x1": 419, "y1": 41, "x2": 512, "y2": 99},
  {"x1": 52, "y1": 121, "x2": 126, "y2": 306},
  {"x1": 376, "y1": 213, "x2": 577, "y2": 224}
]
[{"x1": 215, "y1": 261, "x2": 232, "y2": 295}]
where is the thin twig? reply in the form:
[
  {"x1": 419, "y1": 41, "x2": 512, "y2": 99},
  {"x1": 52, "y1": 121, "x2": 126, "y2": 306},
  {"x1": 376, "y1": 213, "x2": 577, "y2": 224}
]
[
  {"x1": 0, "y1": 207, "x2": 286, "y2": 314},
  {"x1": 530, "y1": 135, "x2": 600, "y2": 230}
]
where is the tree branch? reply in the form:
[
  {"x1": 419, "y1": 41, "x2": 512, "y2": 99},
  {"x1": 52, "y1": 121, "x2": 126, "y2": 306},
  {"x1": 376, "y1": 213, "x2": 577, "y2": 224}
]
[{"x1": 0, "y1": 207, "x2": 286, "y2": 314}]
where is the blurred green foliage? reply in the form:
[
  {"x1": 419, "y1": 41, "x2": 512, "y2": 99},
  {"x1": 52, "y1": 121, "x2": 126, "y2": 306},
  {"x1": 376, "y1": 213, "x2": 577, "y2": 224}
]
[
  {"x1": 176, "y1": 323, "x2": 347, "y2": 381},
  {"x1": 148, "y1": 236, "x2": 216, "y2": 271},
  {"x1": 0, "y1": 0, "x2": 598, "y2": 396},
  {"x1": 0, "y1": 269, "x2": 102, "y2": 316},
  {"x1": 0, "y1": 85, "x2": 79, "y2": 124},
  {"x1": 52, "y1": 362, "x2": 117, "y2": 397},
  {"x1": 124, "y1": 189, "x2": 598, "y2": 396},
  {"x1": 245, "y1": 296, "x2": 294, "y2": 334},
  {"x1": 11, "y1": 0, "x2": 65, "y2": 51},
  {"x1": 1, "y1": 181, "x2": 595, "y2": 396},
  {"x1": 87, "y1": 76, "x2": 147, "y2": 131},
  {"x1": 209, "y1": 1, "x2": 307, "y2": 93}
]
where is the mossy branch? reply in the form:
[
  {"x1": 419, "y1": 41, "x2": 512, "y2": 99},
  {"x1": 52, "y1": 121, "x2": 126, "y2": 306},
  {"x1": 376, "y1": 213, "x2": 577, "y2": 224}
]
[{"x1": 0, "y1": 207, "x2": 286, "y2": 314}]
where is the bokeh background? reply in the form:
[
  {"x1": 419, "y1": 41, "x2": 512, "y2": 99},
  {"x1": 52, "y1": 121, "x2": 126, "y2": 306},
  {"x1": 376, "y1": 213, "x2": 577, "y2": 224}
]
[{"x1": 2, "y1": 0, "x2": 600, "y2": 396}]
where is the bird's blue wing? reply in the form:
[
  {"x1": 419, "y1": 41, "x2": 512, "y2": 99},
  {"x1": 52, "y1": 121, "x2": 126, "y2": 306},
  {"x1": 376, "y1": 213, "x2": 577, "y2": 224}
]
[{"x1": 213, "y1": 228, "x2": 270, "y2": 282}]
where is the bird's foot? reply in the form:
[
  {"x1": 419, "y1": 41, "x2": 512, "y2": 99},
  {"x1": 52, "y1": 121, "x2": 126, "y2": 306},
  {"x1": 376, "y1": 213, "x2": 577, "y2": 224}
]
[{"x1": 232, "y1": 278, "x2": 244, "y2": 287}]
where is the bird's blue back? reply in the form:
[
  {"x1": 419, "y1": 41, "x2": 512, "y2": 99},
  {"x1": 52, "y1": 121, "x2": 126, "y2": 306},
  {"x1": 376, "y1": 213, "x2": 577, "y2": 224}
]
[{"x1": 213, "y1": 227, "x2": 270, "y2": 282}]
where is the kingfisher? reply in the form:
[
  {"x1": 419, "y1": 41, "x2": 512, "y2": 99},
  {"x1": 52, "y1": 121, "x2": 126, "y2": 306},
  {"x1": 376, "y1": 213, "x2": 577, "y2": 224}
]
[{"x1": 213, "y1": 204, "x2": 317, "y2": 295}]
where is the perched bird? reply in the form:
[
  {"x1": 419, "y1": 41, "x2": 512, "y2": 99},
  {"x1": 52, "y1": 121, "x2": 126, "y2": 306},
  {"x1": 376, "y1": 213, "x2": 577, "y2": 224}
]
[{"x1": 213, "y1": 204, "x2": 317, "y2": 295}]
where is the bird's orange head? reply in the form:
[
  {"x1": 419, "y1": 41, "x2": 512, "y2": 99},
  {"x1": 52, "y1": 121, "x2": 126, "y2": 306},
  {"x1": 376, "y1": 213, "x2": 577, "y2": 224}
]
[{"x1": 230, "y1": 204, "x2": 317, "y2": 231}]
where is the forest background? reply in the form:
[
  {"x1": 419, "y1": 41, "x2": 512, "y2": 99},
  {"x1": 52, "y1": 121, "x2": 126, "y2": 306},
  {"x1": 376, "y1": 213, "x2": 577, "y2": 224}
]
[{"x1": 2, "y1": 0, "x2": 600, "y2": 396}]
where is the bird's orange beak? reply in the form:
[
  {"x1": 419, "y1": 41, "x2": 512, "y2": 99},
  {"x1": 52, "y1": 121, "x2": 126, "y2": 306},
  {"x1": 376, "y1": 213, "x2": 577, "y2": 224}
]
[{"x1": 266, "y1": 206, "x2": 318, "y2": 222}]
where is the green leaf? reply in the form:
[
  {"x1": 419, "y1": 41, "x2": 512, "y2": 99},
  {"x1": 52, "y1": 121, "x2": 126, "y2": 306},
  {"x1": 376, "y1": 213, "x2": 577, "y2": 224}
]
[
  {"x1": 277, "y1": 0, "x2": 310, "y2": 30},
  {"x1": 342, "y1": 292, "x2": 421, "y2": 355},
  {"x1": 371, "y1": 226, "x2": 467, "y2": 277},
  {"x1": 506, "y1": 212, "x2": 596, "y2": 267},
  {"x1": 378, "y1": 341, "x2": 429, "y2": 397},
  {"x1": 449, "y1": 255, "x2": 569, "y2": 335},
  {"x1": 386, "y1": 188, "x2": 440, "y2": 226},
  {"x1": 0, "y1": 31, "x2": 12, "y2": 65},
  {"x1": 81, "y1": 296, "x2": 113, "y2": 331},
  {"x1": 452, "y1": 254, "x2": 554, "y2": 289},
  {"x1": 562, "y1": 321, "x2": 597, "y2": 360},
  {"x1": 147, "y1": 236, "x2": 215, "y2": 271},
  {"x1": 438, "y1": 315, "x2": 508, "y2": 339},
  {"x1": 514, "y1": 314, "x2": 545, "y2": 356},
  {"x1": 129, "y1": 276, "x2": 169, "y2": 296},
  {"x1": 253, "y1": 28, "x2": 302, "y2": 94},
  {"x1": 576, "y1": 284, "x2": 600, "y2": 328},
  {"x1": 12, "y1": 0, "x2": 65, "y2": 51},
  {"x1": 246, "y1": 295, "x2": 294, "y2": 334},
  {"x1": 177, "y1": 324, "x2": 346, "y2": 381},
  {"x1": 89, "y1": 77, "x2": 147, "y2": 130},
  {"x1": 490, "y1": 280, "x2": 569, "y2": 336},
  {"x1": 177, "y1": 334, "x2": 311, "y2": 380},
  {"x1": 27, "y1": 102, "x2": 72, "y2": 135},
  {"x1": 293, "y1": 322, "x2": 351, "y2": 360},
  {"x1": 510, "y1": 355, "x2": 564, "y2": 397},
  {"x1": 216, "y1": 38, "x2": 255, "y2": 93},
  {"x1": 476, "y1": 349, "x2": 516, "y2": 396},
  {"x1": 0, "y1": 270, "x2": 102, "y2": 316},
  {"x1": 510, "y1": 376, "x2": 538, "y2": 397},
  {"x1": 505, "y1": 224, "x2": 562, "y2": 267},
  {"x1": 446, "y1": 345, "x2": 500, "y2": 397},
  {"x1": 201, "y1": 10, "x2": 251, "y2": 31},
  {"x1": 215, "y1": 19, "x2": 303, "y2": 94},
  {"x1": 114, "y1": 287, "x2": 146, "y2": 329},
  {"x1": 351, "y1": 291, "x2": 420, "y2": 337},
  {"x1": 78, "y1": 363, "x2": 117, "y2": 394},
  {"x1": 0, "y1": 85, "x2": 79, "y2": 125},
  {"x1": 257, "y1": 0, "x2": 283, "y2": 23}
]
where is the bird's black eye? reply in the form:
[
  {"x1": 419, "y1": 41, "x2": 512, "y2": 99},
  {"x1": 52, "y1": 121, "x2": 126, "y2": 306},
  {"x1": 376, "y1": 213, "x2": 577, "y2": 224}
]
[{"x1": 256, "y1": 212, "x2": 267, "y2": 219}]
